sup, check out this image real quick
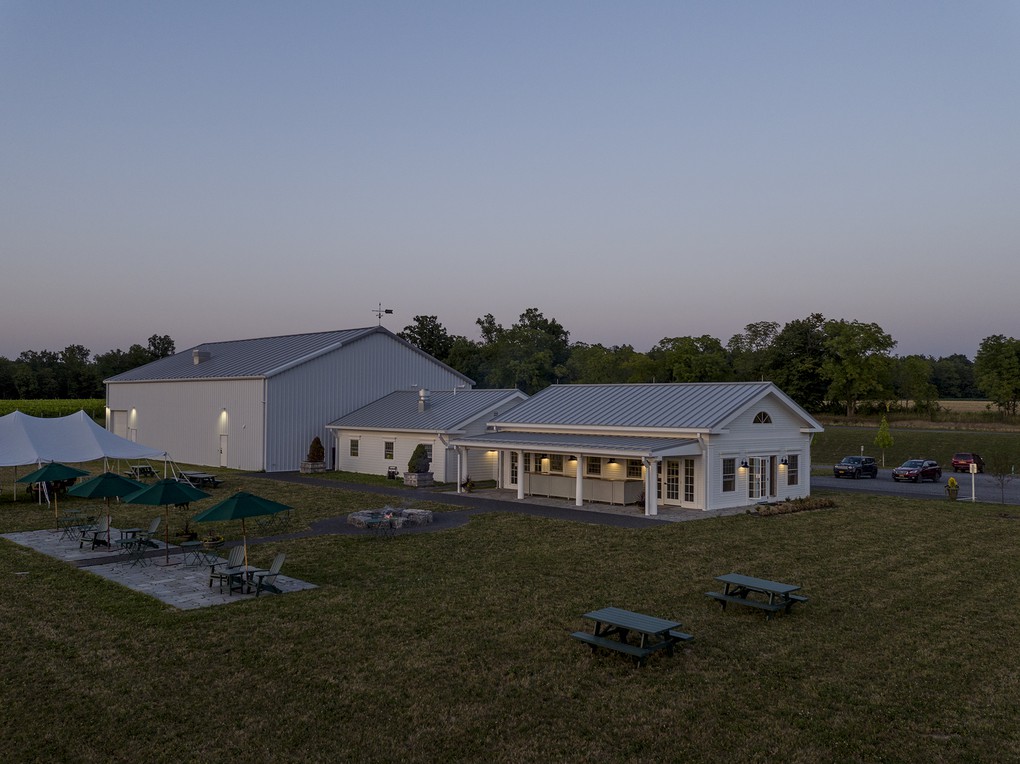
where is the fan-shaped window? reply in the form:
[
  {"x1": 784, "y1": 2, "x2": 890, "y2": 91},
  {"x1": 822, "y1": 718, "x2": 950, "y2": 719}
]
[{"x1": 753, "y1": 411, "x2": 772, "y2": 424}]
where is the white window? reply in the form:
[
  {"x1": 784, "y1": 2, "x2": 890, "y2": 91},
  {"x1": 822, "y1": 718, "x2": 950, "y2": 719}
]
[
  {"x1": 384, "y1": 441, "x2": 394, "y2": 459},
  {"x1": 627, "y1": 459, "x2": 643, "y2": 479},
  {"x1": 349, "y1": 440, "x2": 359, "y2": 457},
  {"x1": 587, "y1": 458, "x2": 602, "y2": 476},
  {"x1": 753, "y1": 411, "x2": 772, "y2": 424},
  {"x1": 787, "y1": 454, "x2": 799, "y2": 486},
  {"x1": 549, "y1": 454, "x2": 564, "y2": 473},
  {"x1": 722, "y1": 458, "x2": 736, "y2": 492}
]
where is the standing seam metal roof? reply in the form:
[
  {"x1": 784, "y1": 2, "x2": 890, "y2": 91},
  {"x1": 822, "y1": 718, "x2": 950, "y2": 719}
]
[
  {"x1": 104, "y1": 327, "x2": 472, "y2": 383},
  {"x1": 487, "y1": 382, "x2": 781, "y2": 431},
  {"x1": 327, "y1": 389, "x2": 526, "y2": 432}
]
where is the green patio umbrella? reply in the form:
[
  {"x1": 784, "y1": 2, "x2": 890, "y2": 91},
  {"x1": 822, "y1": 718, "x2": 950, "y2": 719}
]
[
  {"x1": 124, "y1": 479, "x2": 211, "y2": 566},
  {"x1": 16, "y1": 462, "x2": 90, "y2": 526},
  {"x1": 192, "y1": 491, "x2": 292, "y2": 569},
  {"x1": 68, "y1": 472, "x2": 146, "y2": 547}
]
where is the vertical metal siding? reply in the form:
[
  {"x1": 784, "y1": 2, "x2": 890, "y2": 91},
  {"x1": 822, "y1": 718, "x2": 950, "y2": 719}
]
[{"x1": 264, "y1": 333, "x2": 467, "y2": 471}]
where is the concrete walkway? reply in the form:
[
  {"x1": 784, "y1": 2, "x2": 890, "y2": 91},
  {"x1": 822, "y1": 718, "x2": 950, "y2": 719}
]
[{"x1": 2, "y1": 475, "x2": 747, "y2": 610}]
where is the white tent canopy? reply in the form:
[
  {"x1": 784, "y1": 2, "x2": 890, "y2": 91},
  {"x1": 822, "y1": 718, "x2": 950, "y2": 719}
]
[{"x1": 0, "y1": 410, "x2": 167, "y2": 467}]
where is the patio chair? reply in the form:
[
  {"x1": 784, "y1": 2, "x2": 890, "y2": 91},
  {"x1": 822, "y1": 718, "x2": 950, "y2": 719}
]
[
  {"x1": 253, "y1": 553, "x2": 286, "y2": 597},
  {"x1": 136, "y1": 517, "x2": 162, "y2": 548},
  {"x1": 208, "y1": 545, "x2": 245, "y2": 590},
  {"x1": 79, "y1": 515, "x2": 111, "y2": 550}
]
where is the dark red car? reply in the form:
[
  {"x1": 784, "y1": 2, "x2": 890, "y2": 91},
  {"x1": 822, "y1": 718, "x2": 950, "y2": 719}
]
[
  {"x1": 892, "y1": 459, "x2": 942, "y2": 483},
  {"x1": 951, "y1": 452, "x2": 985, "y2": 473}
]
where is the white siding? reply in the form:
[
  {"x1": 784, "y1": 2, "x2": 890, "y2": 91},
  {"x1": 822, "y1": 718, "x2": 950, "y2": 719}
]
[
  {"x1": 109, "y1": 331, "x2": 467, "y2": 473},
  {"x1": 106, "y1": 379, "x2": 266, "y2": 470}
]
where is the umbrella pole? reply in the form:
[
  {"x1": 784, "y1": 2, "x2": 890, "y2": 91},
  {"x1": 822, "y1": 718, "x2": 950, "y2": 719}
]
[{"x1": 242, "y1": 518, "x2": 248, "y2": 569}]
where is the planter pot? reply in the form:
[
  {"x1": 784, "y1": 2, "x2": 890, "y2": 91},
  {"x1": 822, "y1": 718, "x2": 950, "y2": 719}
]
[
  {"x1": 946, "y1": 487, "x2": 959, "y2": 501},
  {"x1": 300, "y1": 461, "x2": 327, "y2": 474},
  {"x1": 403, "y1": 471, "x2": 434, "y2": 488}
]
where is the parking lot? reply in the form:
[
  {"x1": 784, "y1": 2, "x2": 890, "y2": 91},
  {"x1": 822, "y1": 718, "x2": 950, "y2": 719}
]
[{"x1": 813, "y1": 468, "x2": 1020, "y2": 505}]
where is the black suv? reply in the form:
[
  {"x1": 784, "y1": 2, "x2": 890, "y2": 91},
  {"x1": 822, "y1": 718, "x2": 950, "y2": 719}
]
[
  {"x1": 833, "y1": 455, "x2": 879, "y2": 479},
  {"x1": 951, "y1": 453, "x2": 985, "y2": 473}
]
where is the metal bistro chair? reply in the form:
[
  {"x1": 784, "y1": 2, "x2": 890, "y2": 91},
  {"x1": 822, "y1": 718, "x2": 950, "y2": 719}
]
[
  {"x1": 208, "y1": 545, "x2": 245, "y2": 591},
  {"x1": 254, "y1": 509, "x2": 292, "y2": 535}
]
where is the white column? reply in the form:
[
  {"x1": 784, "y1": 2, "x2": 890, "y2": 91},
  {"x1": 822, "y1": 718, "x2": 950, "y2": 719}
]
[
  {"x1": 456, "y1": 447, "x2": 464, "y2": 493},
  {"x1": 645, "y1": 458, "x2": 658, "y2": 516},
  {"x1": 575, "y1": 455, "x2": 585, "y2": 506},
  {"x1": 516, "y1": 450, "x2": 525, "y2": 500}
]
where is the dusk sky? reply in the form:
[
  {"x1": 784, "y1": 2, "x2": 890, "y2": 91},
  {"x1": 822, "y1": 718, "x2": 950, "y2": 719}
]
[{"x1": 3, "y1": 2, "x2": 1018, "y2": 362}]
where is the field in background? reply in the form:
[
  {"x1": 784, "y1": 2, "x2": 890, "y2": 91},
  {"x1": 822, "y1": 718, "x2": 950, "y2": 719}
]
[{"x1": 0, "y1": 399, "x2": 105, "y2": 422}]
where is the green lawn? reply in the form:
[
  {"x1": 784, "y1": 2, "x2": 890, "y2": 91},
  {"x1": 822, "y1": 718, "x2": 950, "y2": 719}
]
[
  {"x1": 1, "y1": 469, "x2": 1019, "y2": 761},
  {"x1": 812, "y1": 426, "x2": 1020, "y2": 471}
]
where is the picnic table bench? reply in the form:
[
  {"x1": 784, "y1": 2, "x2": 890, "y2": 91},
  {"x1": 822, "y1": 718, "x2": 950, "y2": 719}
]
[
  {"x1": 706, "y1": 573, "x2": 808, "y2": 619},
  {"x1": 179, "y1": 471, "x2": 223, "y2": 488},
  {"x1": 125, "y1": 464, "x2": 157, "y2": 479},
  {"x1": 571, "y1": 607, "x2": 693, "y2": 666}
]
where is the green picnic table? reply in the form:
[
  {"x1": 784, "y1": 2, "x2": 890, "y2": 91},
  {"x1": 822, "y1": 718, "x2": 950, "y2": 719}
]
[{"x1": 706, "y1": 573, "x2": 809, "y2": 619}]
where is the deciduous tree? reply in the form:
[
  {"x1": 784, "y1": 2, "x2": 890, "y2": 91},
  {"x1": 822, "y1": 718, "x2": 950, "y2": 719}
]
[
  {"x1": 974, "y1": 335, "x2": 1020, "y2": 416},
  {"x1": 821, "y1": 319, "x2": 896, "y2": 415}
]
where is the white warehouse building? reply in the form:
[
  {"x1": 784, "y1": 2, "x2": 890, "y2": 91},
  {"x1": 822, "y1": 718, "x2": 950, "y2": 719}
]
[{"x1": 104, "y1": 327, "x2": 472, "y2": 472}]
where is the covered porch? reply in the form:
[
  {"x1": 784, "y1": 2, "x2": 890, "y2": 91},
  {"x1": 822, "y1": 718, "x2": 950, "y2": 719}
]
[{"x1": 449, "y1": 431, "x2": 704, "y2": 516}]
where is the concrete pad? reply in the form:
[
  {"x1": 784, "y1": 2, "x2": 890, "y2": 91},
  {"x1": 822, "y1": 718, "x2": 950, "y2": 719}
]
[{"x1": 2, "y1": 528, "x2": 316, "y2": 610}]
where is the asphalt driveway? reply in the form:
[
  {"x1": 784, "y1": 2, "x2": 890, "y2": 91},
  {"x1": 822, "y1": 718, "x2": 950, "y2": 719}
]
[{"x1": 813, "y1": 469, "x2": 1020, "y2": 505}]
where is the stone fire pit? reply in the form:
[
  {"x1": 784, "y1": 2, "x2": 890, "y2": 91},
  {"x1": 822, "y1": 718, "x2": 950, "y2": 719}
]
[{"x1": 347, "y1": 506, "x2": 434, "y2": 530}]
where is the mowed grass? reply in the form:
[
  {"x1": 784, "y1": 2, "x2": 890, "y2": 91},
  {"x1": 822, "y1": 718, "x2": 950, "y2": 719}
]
[
  {"x1": 813, "y1": 426, "x2": 1020, "y2": 471},
  {"x1": 2, "y1": 468, "x2": 1020, "y2": 761}
]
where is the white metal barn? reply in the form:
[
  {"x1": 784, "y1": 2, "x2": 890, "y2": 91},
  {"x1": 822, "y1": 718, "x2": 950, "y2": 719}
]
[
  {"x1": 327, "y1": 388, "x2": 528, "y2": 483},
  {"x1": 450, "y1": 382, "x2": 823, "y2": 515},
  {"x1": 104, "y1": 327, "x2": 472, "y2": 472}
]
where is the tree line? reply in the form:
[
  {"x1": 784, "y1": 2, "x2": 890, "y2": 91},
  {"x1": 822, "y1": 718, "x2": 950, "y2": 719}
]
[
  {"x1": 0, "y1": 335, "x2": 175, "y2": 400},
  {"x1": 397, "y1": 309, "x2": 1014, "y2": 416},
  {"x1": 2, "y1": 316, "x2": 1017, "y2": 417}
]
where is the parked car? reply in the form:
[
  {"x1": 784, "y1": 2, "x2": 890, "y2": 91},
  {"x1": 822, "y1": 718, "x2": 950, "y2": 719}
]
[
  {"x1": 833, "y1": 455, "x2": 878, "y2": 479},
  {"x1": 951, "y1": 452, "x2": 985, "y2": 473},
  {"x1": 892, "y1": 459, "x2": 942, "y2": 483}
]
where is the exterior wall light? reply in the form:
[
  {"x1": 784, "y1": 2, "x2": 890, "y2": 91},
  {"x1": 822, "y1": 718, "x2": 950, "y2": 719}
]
[
  {"x1": 739, "y1": 459, "x2": 749, "y2": 469},
  {"x1": 780, "y1": 457, "x2": 789, "y2": 466}
]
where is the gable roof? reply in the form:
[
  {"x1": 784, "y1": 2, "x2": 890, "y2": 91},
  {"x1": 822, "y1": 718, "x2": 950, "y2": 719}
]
[
  {"x1": 488, "y1": 382, "x2": 822, "y2": 433},
  {"x1": 327, "y1": 389, "x2": 527, "y2": 433},
  {"x1": 105, "y1": 326, "x2": 472, "y2": 384}
]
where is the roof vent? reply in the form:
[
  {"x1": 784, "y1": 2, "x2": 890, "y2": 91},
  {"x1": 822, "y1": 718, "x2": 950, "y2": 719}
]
[
  {"x1": 193, "y1": 349, "x2": 211, "y2": 365},
  {"x1": 418, "y1": 388, "x2": 430, "y2": 412}
]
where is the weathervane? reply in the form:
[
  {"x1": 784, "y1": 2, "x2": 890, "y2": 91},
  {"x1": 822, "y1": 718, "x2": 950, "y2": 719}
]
[{"x1": 373, "y1": 303, "x2": 394, "y2": 325}]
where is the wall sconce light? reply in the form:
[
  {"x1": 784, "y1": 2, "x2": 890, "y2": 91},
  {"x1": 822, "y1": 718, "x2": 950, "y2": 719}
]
[
  {"x1": 608, "y1": 458, "x2": 616, "y2": 465},
  {"x1": 780, "y1": 457, "x2": 789, "y2": 466},
  {"x1": 568, "y1": 455, "x2": 577, "y2": 461},
  {"x1": 739, "y1": 459, "x2": 749, "y2": 469}
]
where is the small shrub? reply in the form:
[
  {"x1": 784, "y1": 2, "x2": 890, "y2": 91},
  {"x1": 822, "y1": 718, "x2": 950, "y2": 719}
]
[
  {"x1": 408, "y1": 444, "x2": 431, "y2": 473},
  {"x1": 306, "y1": 436, "x2": 325, "y2": 463},
  {"x1": 754, "y1": 496, "x2": 837, "y2": 516}
]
